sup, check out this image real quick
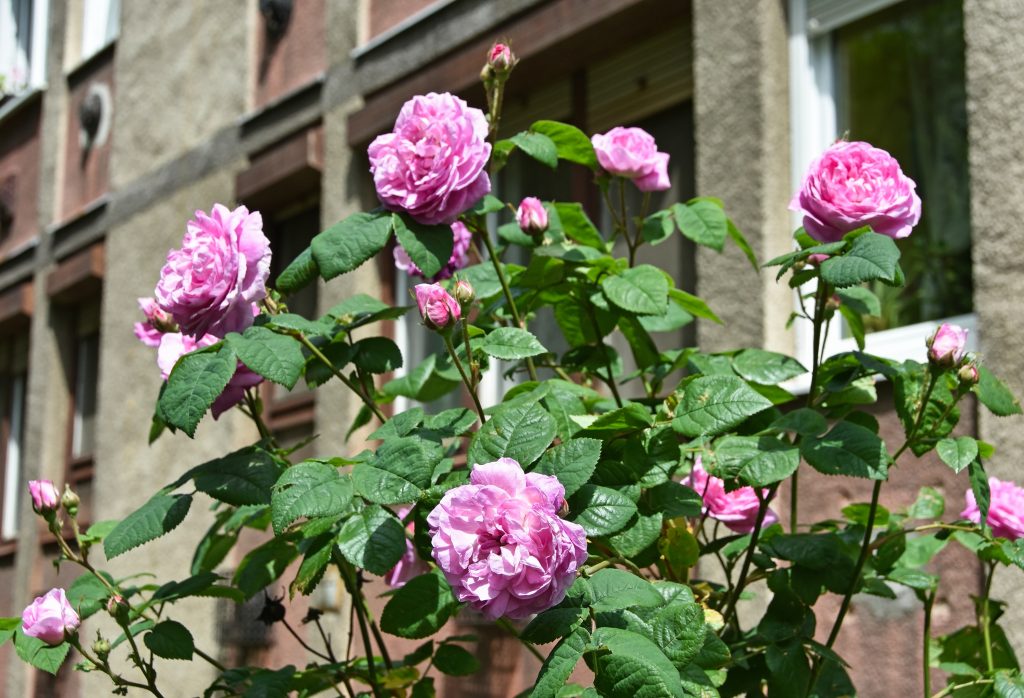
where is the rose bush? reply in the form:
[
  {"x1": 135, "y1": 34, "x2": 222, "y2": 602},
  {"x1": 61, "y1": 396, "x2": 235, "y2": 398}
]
[{"x1": 8, "y1": 43, "x2": 1024, "y2": 698}]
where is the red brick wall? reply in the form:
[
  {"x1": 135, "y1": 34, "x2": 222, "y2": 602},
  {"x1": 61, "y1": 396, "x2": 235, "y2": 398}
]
[
  {"x1": 367, "y1": 0, "x2": 439, "y2": 40},
  {"x1": 61, "y1": 48, "x2": 115, "y2": 221},
  {"x1": 253, "y1": 0, "x2": 326, "y2": 109},
  {"x1": 0, "y1": 97, "x2": 42, "y2": 260}
]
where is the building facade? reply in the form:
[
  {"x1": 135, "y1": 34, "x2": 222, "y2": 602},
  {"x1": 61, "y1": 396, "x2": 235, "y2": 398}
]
[{"x1": 0, "y1": 0, "x2": 1021, "y2": 696}]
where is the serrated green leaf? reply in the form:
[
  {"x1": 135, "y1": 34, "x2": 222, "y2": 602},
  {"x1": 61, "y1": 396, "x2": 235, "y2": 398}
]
[
  {"x1": 568, "y1": 485, "x2": 637, "y2": 536},
  {"x1": 380, "y1": 571, "x2": 458, "y2": 639},
  {"x1": 68, "y1": 572, "x2": 113, "y2": 619},
  {"x1": 669, "y1": 288, "x2": 721, "y2": 324},
  {"x1": 275, "y1": 246, "x2": 319, "y2": 296},
  {"x1": 158, "y1": 345, "x2": 237, "y2": 437},
  {"x1": 732, "y1": 349, "x2": 806, "y2": 384},
  {"x1": 553, "y1": 202, "x2": 604, "y2": 250},
  {"x1": 835, "y1": 286, "x2": 881, "y2": 317},
  {"x1": 652, "y1": 603, "x2": 706, "y2": 669},
  {"x1": 188, "y1": 446, "x2": 283, "y2": 506},
  {"x1": 802, "y1": 420, "x2": 888, "y2": 480},
  {"x1": 819, "y1": 232, "x2": 901, "y2": 288},
  {"x1": 601, "y1": 265, "x2": 669, "y2": 315},
  {"x1": 144, "y1": 620, "x2": 194, "y2": 660},
  {"x1": 642, "y1": 210, "x2": 675, "y2": 246},
  {"x1": 672, "y1": 375, "x2": 773, "y2": 437},
  {"x1": 337, "y1": 505, "x2": 407, "y2": 575},
  {"x1": 104, "y1": 492, "x2": 193, "y2": 559},
  {"x1": 481, "y1": 327, "x2": 547, "y2": 360},
  {"x1": 534, "y1": 438, "x2": 602, "y2": 497},
  {"x1": 713, "y1": 435, "x2": 800, "y2": 487},
  {"x1": 511, "y1": 131, "x2": 558, "y2": 169},
  {"x1": 907, "y1": 486, "x2": 945, "y2": 520},
  {"x1": 591, "y1": 627, "x2": 685, "y2": 698},
  {"x1": 353, "y1": 336, "x2": 403, "y2": 374},
  {"x1": 469, "y1": 402, "x2": 557, "y2": 467},
  {"x1": 936, "y1": 436, "x2": 979, "y2": 474},
  {"x1": 469, "y1": 194, "x2": 505, "y2": 215},
  {"x1": 311, "y1": 210, "x2": 393, "y2": 279},
  {"x1": 674, "y1": 201, "x2": 726, "y2": 251},
  {"x1": 769, "y1": 408, "x2": 827, "y2": 436},
  {"x1": 352, "y1": 437, "x2": 441, "y2": 505},
  {"x1": 531, "y1": 120, "x2": 598, "y2": 169},
  {"x1": 433, "y1": 643, "x2": 480, "y2": 676},
  {"x1": 522, "y1": 607, "x2": 589, "y2": 644},
  {"x1": 14, "y1": 629, "x2": 70, "y2": 675},
  {"x1": 393, "y1": 213, "x2": 454, "y2": 280},
  {"x1": 727, "y1": 218, "x2": 758, "y2": 269},
  {"x1": 226, "y1": 327, "x2": 304, "y2": 389},
  {"x1": 588, "y1": 569, "x2": 664, "y2": 612},
  {"x1": 531, "y1": 627, "x2": 590, "y2": 698},
  {"x1": 975, "y1": 366, "x2": 1023, "y2": 417},
  {"x1": 233, "y1": 535, "x2": 300, "y2": 598},
  {"x1": 271, "y1": 461, "x2": 354, "y2": 535}
]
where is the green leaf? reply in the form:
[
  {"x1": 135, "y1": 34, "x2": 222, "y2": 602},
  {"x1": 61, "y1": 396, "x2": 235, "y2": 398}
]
[
  {"x1": 936, "y1": 436, "x2": 979, "y2": 474},
  {"x1": 469, "y1": 194, "x2": 505, "y2": 215},
  {"x1": 423, "y1": 408, "x2": 478, "y2": 437},
  {"x1": 157, "y1": 344, "x2": 237, "y2": 437},
  {"x1": 769, "y1": 408, "x2": 827, "y2": 436},
  {"x1": 531, "y1": 120, "x2": 598, "y2": 169},
  {"x1": 353, "y1": 437, "x2": 441, "y2": 505},
  {"x1": 732, "y1": 349, "x2": 806, "y2": 384},
  {"x1": 14, "y1": 629, "x2": 70, "y2": 675},
  {"x1": 337, "y1": 505, "x2": 407, "y2": 576},
  {"x1": 802, "y1": 421, "x2": 888, "y2": 480},
  {"x1": 642, "y1": 211, "x2": 675, "y2": 246},
  {"x1": 588, "y1": 569, "x2": 664, "y2": 612},
  {"x1": 975, "y1": 366, "x2": 1023, "y2": 417},
  {"x1": 713, "y1": 435, "x2": 800, "y2": 488},
  {"x1": 674, "y1": 201, "x2": 726, "y2": 251},
  {"x1": 995, "y1": 672, "x2": 1024, "y2": 698},
  {"x1": 835, "y1": 286, "x2": 881, "y2": 317},
  {"x1": 0, "y1": 617, "x2": 18, "y2": 646},
  {"x1": 609, "y1": 512, "x2": 662, "y2": 558},
  {"x1": 521, "y1": 607, "x2": 589, "y2": 644},
  {"x1": 234, "y1": 535, "x2": 300, "y2": 598},
  {"x1": 311, "y1": 210, "x2": 393, "y2": 279},
  {"x1": 534, "y1": 438, "x2": 602, "y2": 497},
  {"x1": 68, "y1": 572, "x2": 113, "y2": 619},
  {"x1": 104, "y1": 492, "x2": 193, "y2": 559},
  {"x1": 271, "y1": 461, "x2": 354, "y2": 535},
  {"x1": 433, "y1": 643, "x2": 480, "y2": 676},
  {"x1": 672, "y1": 375, "x2": 773, "y2": 437},
  {"x1": 392, "y1": 214, "x2": 454, "y2": 280},
  {"x1": 651, "y1": 603, "x2": 706, "y2": 668},
  {"x1": 143, "y1": 620, "x2": 194, "y2": 660},
  {"x1": 276, "y1": 247, "x2": 319, "y2": 296},
  {"x1": 591, "y1": 627, "x2": 685, "y2": 698},
  {"x1": 727, "y1": 218, "x2": 759, "y2": 269},
  {"x1": 969, "y1": 461, "x2": 991, "y2": 528},
  {"x1": 577, "y1": 403, "x2": 653, "y2": 439},
  {"x1": 669, "y1": 288, "x2": 721, "y2": 324},
  {"x1": 328, "y1": 293, "x2": 406, "y2": 327},
  {"x1": 645, "y1": 482, "x2": 702, "y2": 519},
  {"x1": 531, "y1": 627, "x2": 590, "y2": 698},
  {"x1": 188, "y1": 446, "x2": 284, "y2": 506},
  {"x1": 819, "y1": 232, "x2": 901, "y2": 288},
  {"x1": 226, "y1": 327, "x2": 304, "y2": 389},
  {"x1": 353, "y1": 336, "x2": 404, "y2": 374},
  {"x1": 601, "y1": 265, "x2": 669, "y2": 315},
  {"x1": 907, "y1": 486, "x2": 945, "y2": 520},
  {"x1": 553, "y1": 202, "x2": 605, "y2": 250},
  {"x1": 469, "y1": 402, "x2": 557, "y2": 468},
  {"x1": 510, "y1": 131, "x2": 559, "y2": 169},
  {"x1": 481, "y1": 327, "x2": 547, "y2": 360},
  {"x1": 567, "y1": 485, "x2": 637, "y2": 536},
  {"x1": 380, "y1": 571, "x2": 459, "y2": 639}
]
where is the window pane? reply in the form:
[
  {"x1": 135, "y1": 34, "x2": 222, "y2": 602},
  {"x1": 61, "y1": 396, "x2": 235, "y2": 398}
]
[
  {"x1": 2, "y1": 372, "x2": 25, "y2": 539},
  {"x1": 834, "y1": 0, "x2": 971, "y2": 331},
  {"x1": 72, "y1": 332, "x2": 99, "y2": 460}
]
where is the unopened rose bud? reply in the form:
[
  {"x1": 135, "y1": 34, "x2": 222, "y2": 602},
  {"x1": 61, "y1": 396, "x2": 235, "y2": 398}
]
[
  {"x1": 61, "y1": 484, "x2": 80, "y2": 517},
  {"x1": 807, "y1": 253, "x2": 830, "y2": 266},
  {"x1": 92, "y1": 636, "x2": 111, "y2": 660},
  {"x1": 415, "y1": 283, "x2": 461, "y2": 332},
  {"x1": 792, "y1": 259, "x2": 807, "y2": 272},
  {"x1": 106, "y1": 594, "x2": 129, "y2": 624},
  {"x1": 958, "y1": 363, "x2": 979, "y2": 385},
  {"x1": 825, "y1": 295, "x2": 841, "y2": 312},
  {"x1": 28, "y1": 480, "x2": 60, "y2": 518},
  {"x1": 487, "y1": 42, "x2": 515, "y2": 73},
  {"x1": 927, "y1": 323, "x2": 968, "y2": 368},
  {"x1": 453, "y1": 280, "x2": 475, "y2": 306},
  {"x1": 516, "y1": 197, "x2": 548, "y2": 239}
]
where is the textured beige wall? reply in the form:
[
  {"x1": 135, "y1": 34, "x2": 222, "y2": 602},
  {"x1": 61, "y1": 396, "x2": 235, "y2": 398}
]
[
  {"x1": 692, "y1": 0, "x2": 792, "y2": 354},
  {"x1": 964, "y1": 0, "x2": 1024, "y2": 650},
  {"x1": 110, "y1": 0, "x2": 248, "y2": 188}
]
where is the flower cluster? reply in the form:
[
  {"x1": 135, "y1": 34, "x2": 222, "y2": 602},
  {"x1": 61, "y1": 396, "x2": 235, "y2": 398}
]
[
  {"x1": 427, "y1": 458, "x2": 588, "y2": 619},
  {"x1": 684, "y1": 458, "x2": 779, "y2": 534}
]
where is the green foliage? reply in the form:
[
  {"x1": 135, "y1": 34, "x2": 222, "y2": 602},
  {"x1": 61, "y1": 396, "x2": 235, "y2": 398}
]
[
  {"x1": 227, "y1": 326, "x2": 305, "y2": 389},
  {"x1": 481, "y1": 327, "x2": 547, "y2": 360},
  {"x1": 380, "y1": 571, "x2": 459, "y2": 639},
  {"x1": 271, "y1": 461, "x2": 354, "y2": 534},
  {"x1": 144, "y1": 620, "x2": 194, "y2": 660},
  {"x1": 469, "y1": 402, "x2": 557, "y2": 467},
  {"x1": 14, "y1": 629, "x2": 70, "y2": 675},
  {"x1": 336, "y1": 505, "x2": 406, "y2": 575},
  {"x1": 105, "y1": 491, "x2": 193, "y2": 559},
  {"x1": 392, "y1": 213, "x2": 455, "y2": 280},
  {"x1": 601, "y1": 265, "x2": 669, "y2": 315},
  {"x1": 157, "y1": 343, "x2": 237, "y2": 437},
  {"x1": 819, "y1": 232, "x2": 902, "y2": 288},
  {"x1": 672, "y1": 375, "x2": 773, "y2": 437},
  {"x1": 311, "y1": 209, "x2": 393, "y2": 279}
]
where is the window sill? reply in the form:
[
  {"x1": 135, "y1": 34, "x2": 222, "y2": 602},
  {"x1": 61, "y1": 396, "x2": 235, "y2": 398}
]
[
  {"x1": 0, "y1": 85, "x2": 44, "y2": 129},
  {"x1": 0, "y1": 538, "x2": 17, "y2": 558}
]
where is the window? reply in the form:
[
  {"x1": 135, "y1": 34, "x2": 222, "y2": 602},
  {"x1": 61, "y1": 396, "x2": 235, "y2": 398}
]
[
  {"x1": 789, "y1": 0, "x2": 975, "y2": 367},
  {"x1": 0, "y1": 0, "x2": 48, "y2": 95},
  {"x1": 0, "y1": 333, "x2": 27, "y2": 542},
  {"x1": 66, "y1": 297, "x2": 100, "y2": 522},
  {"x1": 80, "y1": 0, "x2": 118, "y2": 59}
]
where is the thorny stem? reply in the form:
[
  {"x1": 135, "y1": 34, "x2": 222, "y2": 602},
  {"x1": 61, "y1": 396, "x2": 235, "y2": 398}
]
[
  {"x1": 122, "y1": 620, "x2": 164, "y2": 698},
  {"x1": 443, "y1": 333, "x2": 487, "y2": 423},
  {"x1": 335, "y1": 554, "x2": 384, "y2": 698},
  {"x1": 495, "y1": 617, "x2": 545, "y2": 663},
  {"x1": 295, "y1": 332, "x2": 387, "y2": 424},
  {"x1": 243, "y1": 389, "x2": 273, "y2": 442},
  {"x1": 68, "y1": 636, "x2": 155, "y2": 695},
  {"x1": 721, "y1": 485, "x2": 778, "y2": 631}
]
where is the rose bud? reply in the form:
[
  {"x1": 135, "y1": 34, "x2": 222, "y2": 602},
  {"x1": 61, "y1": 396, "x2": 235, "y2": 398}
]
[
  {"x1": 487, "y1": 42, "x2": 515, "y2": 73},
  {"x1": 61, "y1": 484, "x2": 81, "y2": 517},
  {"x1": 28, "y1": 480, "x2": 60, "y2": 517},
  {"x1": 516, "y1": 197, "x2": 548, "y2": 238},
  {"x1": 22, "y1": 588, "x2": 80, "y2": 646},
  {"x1": 106, "y1": 594, "x2": 130, "y2": 624},
  {"x1": 415, "y1": 283, "x2": 461, "y2": 331},
  {"x1": 807, "y1": 253, "x2": 830, "y2": 266},
  {"x1": 958, "y1": 363, "x2": 979, "y2": 385},
  {"x1": 927, "y1": 323, "x2": 968, "y2": 368},
  {"x1": 92, "y1": 636, "x2": 112, "y2": 661},
  {"x1": 453, "y1": 279, "x2": 475, "y2": 306},
  {"x1": 825, "y1": 294, "x2": 841, "y2": 312}
]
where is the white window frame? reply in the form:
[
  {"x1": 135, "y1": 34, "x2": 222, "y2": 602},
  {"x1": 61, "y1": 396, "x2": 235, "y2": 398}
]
[
  {"x1": 787, "y1": 0, "x2": 977, "y2": 387},
  {"x1": 0, "y1": 0, "x2": 48, "y2": 94},
  {"x1": 80, "y1": 0, "x2": 118, "y2": 61},
  {"x1": 1, "y1": 373, "x2": 25, "y2": 540}
]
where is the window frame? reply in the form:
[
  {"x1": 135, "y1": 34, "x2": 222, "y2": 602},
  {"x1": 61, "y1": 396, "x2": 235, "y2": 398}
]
[
  {"x1": 80, "y1": 0, "x2": 119, "y2": 63},
  {"x1": 0, "y1": 350, "x2": 27, "y2": 545},
  {"x1": 0, "y1": 0, "x2": 49, "y2": 94},
  {"x1": 787, "y1": 0, "x2": 977, "y2": 389}
]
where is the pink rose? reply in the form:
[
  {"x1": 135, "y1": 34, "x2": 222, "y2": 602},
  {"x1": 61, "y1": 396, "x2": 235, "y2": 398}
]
[
  {"x1": 927, "y1": 323, "x2": 968, "y2": 368},
  {"x1": 134, "y1": 297, "x2": 175, "y2": 348},
  {"x1": 962, "y1": 477, "x2": 1024, "y2": 540},
  {"x1": 385, "y1": 507, "x2": 430, "y2": 588},
  {"x1": 414, "y1": 283, "x2": 461, "y2": 331},
  {"x1": 28, "y1": 480, "x2": 60, "y2": 515},
  {"x1": 368, "y1": 93, "x2": 491, "y2": 225},
  {"x1": 591, "y1": 127, "x2": 670, "y2": 192},
  {"x1": 158, "y1": 327, "x2": 263, "y2": 419},
  {"x1": 488, "y1": 43, "x2": 514, "y2": 72},
  {"x1": 683, "y1": 458, "x2": 778, "y2": 534},
  {"x1": 427, "y1": 458, "x2": 588, "y2": 619},
  {"x1": 394, "y1": 221, "x2": 472, "y2": 281},
  {"x1": 516, "y1": 197, "x2": 548, "y2": 235},
  {"x1": 155, "y1": 204, "x2": 271, "y2": 339},
  {"x1": 22, "y1": 588, "x2": 80, "y2": 646},
  {"x1": 790, "y1": 140, "x2": 922, "y2": 243}
]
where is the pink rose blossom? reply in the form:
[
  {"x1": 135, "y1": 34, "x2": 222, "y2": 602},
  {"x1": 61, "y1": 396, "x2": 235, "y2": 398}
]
[
  {"x1": 414, "y1": 283, "x2": 461, "y2": 331},
  {"x1": 134, "y1": 297, "x2": 174, "y2": 348},
  {"x1": 683, "y1": 457, "x2": 778, "y2": 534},
  {"x1": 927, "y1": 323, "x2": 968, "y2": 368},
  {"x1": 591, "y1": 127, "x2": 670, "y2": 192},
  {"x1": 157, "y1": 327, "x2": 263, "y2": 419},
  {"x1": 427, "y1": 458, "x2": 588, "y2": 619},
  {"x1": 488, "y1": 43, "x2": 514, "y2": 71},
  {"x1": 22, "y1": 588, "x2": 79, "y2": 646},
  {"x1": 368, "y1": 93, "x2": 491, "y2": 225},
  {"x1": 962, "y1": 477, "x2": 1024, "y2": 540},
  {"x1": 790, "y1": 140, "x2": 922, "y2": 243},
  {"x1": 28, "y1": 480, "x2": 60, "y2": 515},
  {"x1": 516, "y1": 197, "x2": 548, "y2": 235},
  {"x1": 385, "y1": 507, "x2": 430, "y2": 588},
  {"x1": 155, "y1": 204, "x2": 271, "y2": 339},
  {"x1": 394, "y1": 221, "x2": 472, "y2": 281}
]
